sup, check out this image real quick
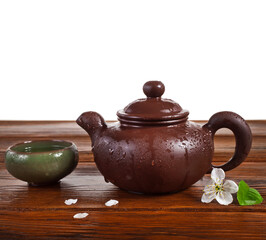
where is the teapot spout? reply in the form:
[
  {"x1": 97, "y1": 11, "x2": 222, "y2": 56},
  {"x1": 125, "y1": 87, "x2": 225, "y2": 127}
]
[{"x1": 76, "y1": 111, "x2": 107, "y2": 143}]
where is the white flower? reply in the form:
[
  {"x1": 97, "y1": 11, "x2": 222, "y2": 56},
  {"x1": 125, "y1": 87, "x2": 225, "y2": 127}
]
[{"x1": 201, "y1": 168, "x2": 238, "y2": 205}]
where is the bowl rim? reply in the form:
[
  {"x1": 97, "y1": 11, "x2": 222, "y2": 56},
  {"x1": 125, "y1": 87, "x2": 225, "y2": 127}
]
[{"x1": 7, "y1": 140, "x2": 76, "y2": 155}]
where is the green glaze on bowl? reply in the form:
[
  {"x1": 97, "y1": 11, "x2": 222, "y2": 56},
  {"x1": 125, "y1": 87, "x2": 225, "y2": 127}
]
[{"x1": 5, "y1": 140, "x2": 79, "y2": 186}]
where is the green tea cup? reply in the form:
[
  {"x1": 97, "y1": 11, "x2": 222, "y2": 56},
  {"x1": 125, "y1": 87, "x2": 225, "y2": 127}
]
[{"x1": 5, "y1": 140, "x2": 79, "y2": 186}]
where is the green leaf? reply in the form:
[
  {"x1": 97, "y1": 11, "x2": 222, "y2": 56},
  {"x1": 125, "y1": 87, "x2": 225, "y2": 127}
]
[{"x1": 237, "y1": 180, "x2": 263, "y2": 206}]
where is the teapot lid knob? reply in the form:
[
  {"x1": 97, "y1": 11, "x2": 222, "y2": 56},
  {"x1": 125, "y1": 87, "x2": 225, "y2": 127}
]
[{"x1": 143, "y1": 81, "x2": 165, "y2": 98}]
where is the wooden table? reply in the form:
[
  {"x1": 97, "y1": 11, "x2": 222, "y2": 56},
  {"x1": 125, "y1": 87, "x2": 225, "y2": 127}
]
[{"x1": 0, "y1": 121, "x2": 265, "y2": 239}]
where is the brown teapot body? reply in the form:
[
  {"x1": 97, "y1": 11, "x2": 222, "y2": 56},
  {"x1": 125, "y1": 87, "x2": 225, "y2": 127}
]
[{"x1": 77, "y1": 81, "x2": 252, "y2": 194}]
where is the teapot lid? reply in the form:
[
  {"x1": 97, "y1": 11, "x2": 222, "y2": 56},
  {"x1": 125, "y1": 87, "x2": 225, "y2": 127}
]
[{"x1": 117, "y1": 81, "x2": 189, "y2": 126}]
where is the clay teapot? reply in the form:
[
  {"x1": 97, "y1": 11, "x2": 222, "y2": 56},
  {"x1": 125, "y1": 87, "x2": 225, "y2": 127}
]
[{"x1": 77, "y1": 81, "x2": 252, "y2": 194}]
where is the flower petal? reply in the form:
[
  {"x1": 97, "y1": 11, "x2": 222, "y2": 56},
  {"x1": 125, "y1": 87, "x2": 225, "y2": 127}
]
[
  {"x1": 223, "y1": 180, "x2": 239, "y2": 194},
  {"x1": 203, "y1": 180, "x2": 215, "y2": 193},
  {"x1": 105, "y1": 199, "x2": 119, "y2": 207},
  {"x1": 216, "y1": 191, "x2": 233, "y2": 205},
  {"x1": 64, "y1": 199, "x2": 78, "y2": 205},
  {"x1": 201, "y1": 192, "x2": 216, "y2": 203},
  {"x1": 73, "y1": 213, "x2": 89, "y2": 219},
  {"x1": 211, "y1": 168, "x2": 225, "y2": 183}
]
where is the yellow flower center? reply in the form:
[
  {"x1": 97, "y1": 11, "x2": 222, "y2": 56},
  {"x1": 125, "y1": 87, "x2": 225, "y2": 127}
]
[{"x1": 215, "y1": 183, "x2": 223, "y2": 192}]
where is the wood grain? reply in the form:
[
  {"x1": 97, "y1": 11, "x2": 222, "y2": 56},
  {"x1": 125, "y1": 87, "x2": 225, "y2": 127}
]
[
  {"x1": 1, "y1": 120, "x2": 266, "y2": 162},
  {"x1": 0, "y1": 121, "x2": 265, "y2": 239}
]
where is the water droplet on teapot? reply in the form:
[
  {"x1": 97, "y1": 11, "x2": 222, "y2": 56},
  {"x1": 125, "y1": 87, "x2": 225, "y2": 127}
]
[
  {"x1": 104, "y1": 177, "x2": 110, "y2": 183},
  {"x1": 109, "y1": 149, "x2": 114, "y2": 155},
  {"x1": 152, "y1": 160, "x2": 155, "y2": 166},
  {"x1": 123, "y1": 152, "x2": 126, "y2": 158},
  {"x1": 184, "y1": 148, "x2": 189, "y2": 160},
  {"x1": 126, "y1": 175, "x2": 132, "y2": 180}
]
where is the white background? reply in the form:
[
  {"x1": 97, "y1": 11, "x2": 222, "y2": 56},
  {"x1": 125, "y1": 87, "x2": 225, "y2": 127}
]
[{"x1": 0, "y1": 0, "x2": 265, "y2": 121}]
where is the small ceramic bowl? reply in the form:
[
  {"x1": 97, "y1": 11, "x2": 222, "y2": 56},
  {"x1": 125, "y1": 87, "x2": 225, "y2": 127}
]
[{"x1": 5, "y1": 140, "x2": 79, "y2": 186}]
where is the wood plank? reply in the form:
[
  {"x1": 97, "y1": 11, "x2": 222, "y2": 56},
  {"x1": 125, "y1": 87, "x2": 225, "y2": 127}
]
[
  {"x1": 0, "y1": 210, "x2": 265, "y2": 239},
  {"x1": 0, "y1": 162, "x2": 265, "y2": 211},
  {"x1": 0, "y1": 121, "x2": 265, "y2": 162},
  {"x1": 0, "y1": 136, "x2": 265, "y2": 162},
  {"x1": 0, "y1": 162, "x2": 265, "y2": 239},
  {"x1": 0, "y1": 120, "x2": 265, "y2": 137},
  {"x1": 0, "y1": 120, "x2": 265, "y2": 239}
]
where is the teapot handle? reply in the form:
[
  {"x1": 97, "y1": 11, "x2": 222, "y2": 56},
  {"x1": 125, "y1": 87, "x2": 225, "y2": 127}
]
[{"x1": 203, "y1": 111, "x2": 252, "y2": 173}]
